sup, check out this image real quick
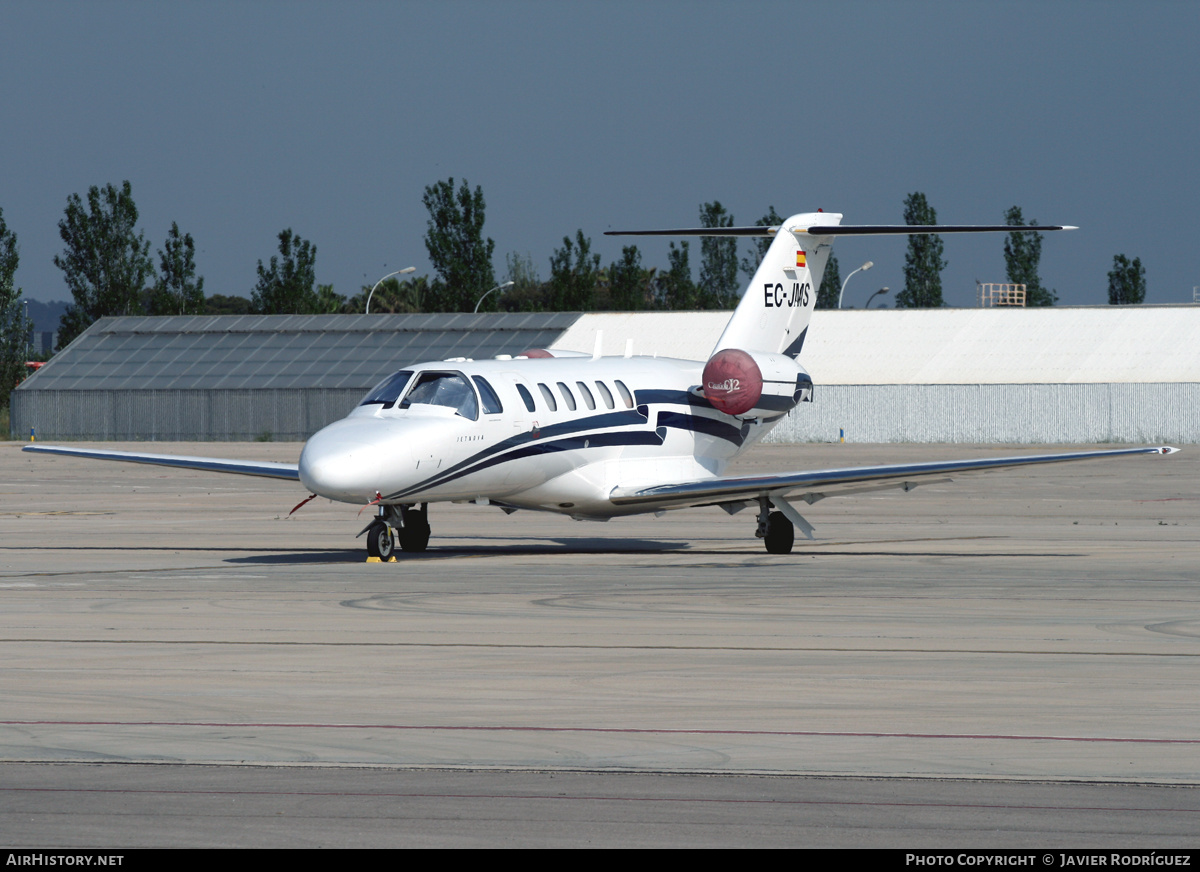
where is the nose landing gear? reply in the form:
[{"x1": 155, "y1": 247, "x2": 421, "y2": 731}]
[
  {"x1": 365, "y1": 520, "x2": 395, "y2": 559},
  {"x1": 363, "y1": 503, "x2": 431, "y2": 559}
]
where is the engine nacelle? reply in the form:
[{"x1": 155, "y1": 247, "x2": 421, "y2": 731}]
[{"x1": 701, "y1": 348, "x2": 813, "y2": 419}]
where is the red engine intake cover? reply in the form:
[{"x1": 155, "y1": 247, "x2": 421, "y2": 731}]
[{"x1": 702, "y1": 348, "x2": 763, "y2": 416}]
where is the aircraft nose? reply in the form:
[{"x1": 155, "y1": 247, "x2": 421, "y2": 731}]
[{"x1": 299, "y1": 418, "x2": 409, "y2": 502}]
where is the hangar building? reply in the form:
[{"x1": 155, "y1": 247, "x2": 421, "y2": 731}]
[
  {"x1": 12, "y1": 306, "x2": 1200, "y2": 443},
  {"x1": 11, "y1": 313, "x2": 576, "y2": 441}
]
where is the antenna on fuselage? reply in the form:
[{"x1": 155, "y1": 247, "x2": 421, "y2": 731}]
[{"x1": 592, "y1": 330, "x2": 603, "y2": 360}]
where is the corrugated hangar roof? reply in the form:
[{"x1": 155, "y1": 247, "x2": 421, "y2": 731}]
[
  {"x1": 19, "y1": 312, "x2": 581, "y2": 392},
  {"x1": 554, "y1": 307, "x2": 1200, "y2": 384}
]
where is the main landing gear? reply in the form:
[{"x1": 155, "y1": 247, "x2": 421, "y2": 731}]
[
  {"x1": 364, "y1": 503, "x2": 430, "y2": 559},
  {"x1": 755, "y1": 495, "x2": 815, "y2": 554},
  {"x1": 762, "y1": 510, "x2": 795, "y2": 554}
]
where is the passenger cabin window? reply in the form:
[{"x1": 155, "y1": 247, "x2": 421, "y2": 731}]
[
  {"x1": 472, "y1": 376, "x2": 504, "y2": 415},
  {"x1": 557, "y1": 382, "x2": 577, "y2": 411},
  {"x1": 576, "y1": 381, "x2": 595, "y2": 410},
  {"x1": 359, "y1": 370, "x2": 414, "y2": 409},
  {"x1": 595, "y1": 381, "x2": 615, "y2": 410},
  {"x1": 614, "y1": 380, "x2": 634, "y2": 409},
  {"x1": 400, "y1": 371, "x2": 478, "y2": 420},
  {"x1": 537, "y1": 383, "x2": 558, "y2": 412},
  {"x1": 516, "y1": 383, "x2": 536, "y2": 412}
]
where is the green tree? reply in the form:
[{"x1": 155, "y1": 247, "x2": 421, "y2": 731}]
[
  {"x1": 1, "y1": 208, "x2": 33, "y2": 412},
  {"x1": 895, "y1": 192, "x2": 946, "y2": 308},
  {"x1": 54, "y1": 181, "x2": 154, "y2": 347},
  {"x1": 204, "y1": 294, "x2": 253, "y2": 315},
  {"x1": 1107, "y1": 254, "x2": 1146, "y2": 305},
  {"x1": 498, "y1": 252, "x2": 546, "y2": 311},
  {"x1": 422, "y1": 178, "x2": 496, "y2": 311},
  {"x1": 608, "y1": 245, "x2": 652, "y2": 310},
  {"x1": 655, "y1": 241, "x2": 698, "y2": 309},
  {"x1": 816, "y1": 251, "x2": 842, "y2": 309},
  {"x1": 740, "y1": 205, "x2": 784, "y2": 280},
  {"x1": 147, "y1": 222, "x2": 205, "y2": 315},
  {"x1": 313, "y1": 284, "x2": 347, "y2": 314},
  {"x1": 698, "y1": 201, "x2": 738, "y2": 307},
  {"x1": 352, "y1": 275, "x2": 430, "y2": 313},
  {"x1": 547, "y1": 230, "x2": 600, "y2": 310},
  {"x1": 252, "y1": 228, "x2": 317, "y2": 314},
  {"x1": 1003, "y1": 206, "x2": 1055, "y2": 306}
]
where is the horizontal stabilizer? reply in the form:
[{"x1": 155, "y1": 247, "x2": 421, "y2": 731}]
[
  {"x1": 804, "y1": 224, "x2": 1077, "y2": 236},
  {"x1": 22, "y1": 444, "x2": 300, "y2": 481},
  {"x1": 606, "y1": 224, "x2": 1075, "y2": 238}
]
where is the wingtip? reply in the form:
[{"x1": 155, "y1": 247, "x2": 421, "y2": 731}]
[{"x1": 1159, "y1": 446, "x2": 1181, "y2": 454}]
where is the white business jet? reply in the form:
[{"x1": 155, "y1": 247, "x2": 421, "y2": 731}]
[{"x1": 25, "y1": 212, "x2": 1177, "y2": 558}]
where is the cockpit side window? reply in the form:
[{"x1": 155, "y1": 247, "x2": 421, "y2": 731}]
[
  {"x1": 472, "y1": 376, "x2": 504, "y2": 415},
  {"x1": 400, "y1": 371, "x2": 479, "y2": 420},
  {"x1": 359, "y1": 370, "x2": 414, "y2": 409}
]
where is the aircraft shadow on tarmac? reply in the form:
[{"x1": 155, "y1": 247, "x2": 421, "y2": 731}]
[
  {"x1": 220, "y1": 536, "x2": 1089, "y2": 564},
  {"x1": 220, "y1": 534, "x2": 700, "y2": 563},
  {"x1": 223, "y1": 537, "x2": 694, "y2": 564}
]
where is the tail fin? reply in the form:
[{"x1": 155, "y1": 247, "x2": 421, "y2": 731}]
[{"x1": 713, "y1": 211, "x2": 838, "y2": 358}]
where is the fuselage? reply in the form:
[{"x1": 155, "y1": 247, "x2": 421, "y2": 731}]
[{"x1": 297, "y1": 354, "x2": 789, "y2": 519}]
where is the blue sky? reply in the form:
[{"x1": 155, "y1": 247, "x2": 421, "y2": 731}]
[{"x1": 2, "y1": 0, "x2": 1197, "y2": 308}]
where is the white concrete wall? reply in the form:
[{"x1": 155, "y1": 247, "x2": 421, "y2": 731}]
[
  {"x1": 765, "y1": 383, "x2": 1200, "y2": 444},
  {"x1": 559, "y1": 308, "x2": 1200, "y2": 443}
]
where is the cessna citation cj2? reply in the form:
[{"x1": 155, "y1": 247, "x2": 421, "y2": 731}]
[{"x1": 25, "y1": 212, "x2": 1177, "y2": 558}]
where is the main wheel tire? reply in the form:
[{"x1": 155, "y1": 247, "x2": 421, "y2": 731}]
[
  {"x1": 366, "y1": 521, "x2": 395, "y2": 559},
  {"x1": 764, "y1": 511, "x2": 795, "y2": 554},
  {"x1": 398, "y1": 522, "x2": 430, "y2": 553},
  {"x1": 399, "y1": 505, "x2": 431, "y2": 553}
]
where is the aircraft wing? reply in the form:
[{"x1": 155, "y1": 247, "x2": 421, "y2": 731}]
[
  {"x1": 608, "y1": 446, "x2": 1177, "y2": 511},
  {"x1": 21, "y1": 444, "x2": 300, "y2": 481}
]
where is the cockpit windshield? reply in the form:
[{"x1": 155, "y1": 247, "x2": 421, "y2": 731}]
[
  {"x1": 359, "y1": 370, "x2": 413, "y2": 408},
  {"x1": 400, "y1": 371, "x2": 478, "y2": 420}
]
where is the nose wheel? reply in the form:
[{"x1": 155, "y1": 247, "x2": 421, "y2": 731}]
[{"x1": 365, "y1": 520, "x2": 395, "y2": 559}]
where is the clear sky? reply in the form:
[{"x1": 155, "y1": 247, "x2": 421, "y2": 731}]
[{"x1": 2, "y1": 0, "x2": 1197, "y2": 309}]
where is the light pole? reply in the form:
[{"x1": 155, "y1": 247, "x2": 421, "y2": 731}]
[
  {"x1": 474, "y1": 281, "x2": 514, "y2": 314},
  {"x1": 838, "y1": 261, "x2": 873, "y2": 309},
  {"x1": 864, "y1": 287, "x2": 890, "y2": 309},
  {"x1": 365, "y1": 267, "x2": 416, "y2": 314}
]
